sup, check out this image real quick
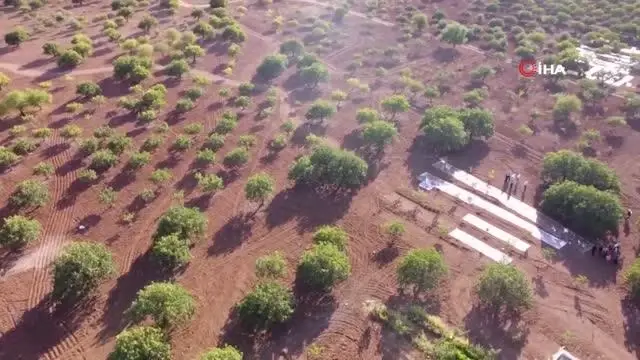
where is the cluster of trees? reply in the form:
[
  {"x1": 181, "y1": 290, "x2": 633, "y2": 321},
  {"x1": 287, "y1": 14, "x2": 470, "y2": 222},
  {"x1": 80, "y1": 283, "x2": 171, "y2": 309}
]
[
  {"x1": 540, "y1": 151, "x2": 623, "y2": 238},
  {"x1": 288, "y1": 143, "x2": 368, "y2": 191},
  {"x1": 113, "y1": 55, "x2": 154, "y2": 84},
  {"x1": 354, "y1": 107, "x2": 398, "y2": 154},
  {"x1": 151, "y1": 206, "x2": 207, "y2": 271},
  {"x1": 396, "y1": 248, "x2": 532, "y2": 313},
  {"x1": 42, "y1": 34, "x2": 94, "y2": 68},
  {"x1": 0, "y1": 88, "x2": 52, "y2": 117},
  {"x1": 420, "y1": 105, "x2": 495, "y2": 152},
  {"x1": 119, "y1": 84, "x2": 167, "y2": 121}
]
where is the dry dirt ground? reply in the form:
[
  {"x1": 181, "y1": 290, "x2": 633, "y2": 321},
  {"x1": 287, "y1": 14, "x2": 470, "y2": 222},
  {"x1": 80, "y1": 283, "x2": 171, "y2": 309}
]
[{"x1": 0, "y1": 0, "x2": 639, "y2": 359}]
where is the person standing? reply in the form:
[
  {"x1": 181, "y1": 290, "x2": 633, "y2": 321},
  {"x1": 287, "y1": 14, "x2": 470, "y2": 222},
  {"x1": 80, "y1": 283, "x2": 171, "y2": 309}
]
[
  {"x1": 522, "y1": 180, "x2": 528, "y2": 195},
  {"x1": 504, "y1": 172, "x2": 511, "y2": 186}
]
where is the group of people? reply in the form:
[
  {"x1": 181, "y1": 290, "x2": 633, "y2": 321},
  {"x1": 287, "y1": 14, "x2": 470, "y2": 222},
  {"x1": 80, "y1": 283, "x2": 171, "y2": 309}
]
[{"x1": 503, "y1": 172, "x2": 528, "y2": 197}]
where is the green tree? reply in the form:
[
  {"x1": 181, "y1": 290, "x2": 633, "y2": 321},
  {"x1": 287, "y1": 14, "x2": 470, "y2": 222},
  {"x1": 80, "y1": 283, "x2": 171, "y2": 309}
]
[
  {"x1": 385, "y1": 221, "x2": 405, "y2": 240},
  {"x1": 52, "y1": 242, "x2": 115, "y2": 304},
  {"x1": 191, "y1": 8, "x2": 204, "y2": 19},
  {"x1": 362, "y1": 120, "x2": 397, "y2": 152},
  {"x1": 469, "y1": 66, "x2": 495, "y2": 85},
  {"x1": 195, "y1": 173, "x2": 224, "y2": 193},
  {"x1": 106, "y1": 134, "x2": 132, "y2": 155},
  {"x1": 313, "y1": 225, "x2": 348, "y2": 251},
  {"x1": 397, "y1": 248, "x2": 448, "y2": 296},
  {"x1": 356, "y1": 107, "x2": 380, "y2": 123},
  {"x1": 199, "y1": 346, "x2": 243, "y2": 360},
  {"x1": 128, "y1": 282, "x2": 196, "y2": 331},
  {"x1": 138, "y1": 14, "x2": 158, "y2": 33},
  {"x1": 221, "y1": 25, "x2": 246, "y2": 43},
  {"x1": 43, "y1": 42, "x2": 61, "y2": 57},
  {"x1": 0, "y1": 147, "x2": 17, "y2": 167},
  {"x1": 245, "y1": 172, "x2": 275, "y2": 208},
  {"x1": 108, "y1": 326, "x2": 171, "y2": 360},
  {"x1": 255, "y1": 252, "x2": 287, "y2": 279},
  {"x1": 459, "y1": 108, "x2": 494, "y2": 139},
  {"x1": 288, "y1": 145, "x2": 368, "y2": 189},
  {"x1": 0, "y1": 215, "x2": 41, "y2": 248},
  {"x1": 99, "y1": 187, "x2": 118, "y2": 207},
  {"x1": 542, "y1": 181, "x2": 623, "y2": 238},
  {"x1": 10, "y1": 179, "x2": 49, "y2": 208},
  {"x1": 223, "y1": 147, "x2": 249, "y2": 169},
  {"x1": 205, "y1": 134, "x2": 225, "y2": 151},
  {"x1": 553, "y1": 94, "x2": 582, "y2": 122},
  {"x1": 237, "y1": 281, "x2": 294, "y2": 329},
  {"x1": 184, "y1": 44, "x2": 205, "y2": 63},
  {"x1": 330, "y1": 90, "x2": 347, "y2": 107},
  {"x1": 76, "y1": 82, "x2": 102, "y2": 99},
  {"x1": 422, "y1": 116, "x2": 469, "y2": 153},
  {"x1": 151, "y1": 234, "x2": 191, "y2": 270},
  {"x1": 305, "y1": 100, "x2": 336, "y2": 123},
  {"x1": 154, "y1": 206, "x2": 207, "y2": 243},
  {"x1": 166, "y1": 59, "x2": 190, "y2": 78},
  {"x1": 90, "y1": 150, "x2": 118, "y2": 171},
  {"x1": 412, "y1": 12, "x2": 428, "y2": 32},
  {"x1": 541, "y1": 150, "x2": 620, "y2": 193},
  {"x1": 116, "y1": 7, "x2": 133, "y2": 21},
  {"x1": 234, "y1": 95, "x2": 251, "y2": 110},
  {"x1": 380, "y1": 94, "x2": 410, "y2": 120},
  {"x1": 256, "y1": 54, "x2": 288, "y2": 81},
  {"x1": 127, "y1": 151, "x2": 151, "y2": 170},
  {"x1": 299, "y1": 62, "x2": 329, "y2": 88},
  {"x1": 298, "y1": 243, "x2": 350, "y2": 290},
  {"x1": 4, "y1": 27, "x2": 29, "y2": 46},
  {"x1": 113, "y1": 55, "x2": 153, "y2": 83},
  {"x1": 1, "y1": 88, "x2": 52, "y2": 116},
  {"x1": 279, "y1": 39, "x2": 304, "y2": 60},
  {"x1": 476, "y1": 263, "x2": 532, "y2": 312},
  {"x1": 440, "y1": 22, "x2": 468, "y2": 47}
]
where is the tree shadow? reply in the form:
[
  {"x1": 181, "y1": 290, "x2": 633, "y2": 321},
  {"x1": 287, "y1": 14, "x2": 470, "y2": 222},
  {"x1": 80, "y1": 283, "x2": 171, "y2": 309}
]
[
  {"x1": 463, "y1": 304, "x2": 529, "y2": 359},
  {"x1": 208, "y1": 213, "x2": 254, "y2": 256},
  {"x1": 431, "y1": 46, "x2": 459, "y2": 63},
  {"x1": 55, "y1": 157, "x2": 83, "y2": 177},
  {"x1": 621, "y1": 297, "x2": 640, "y2": 358},
  {"x1": 96, "y1": 251, "x2": 175, "y2": 342},
  {"x1": 531, "y1": 274, "x2": 549, "y2": 298},
  {"x1": 0, "y1": 247, "x2": 24, "y2": 275},
  {"x1": 371, "y1": 244, "x2": 400, "y2": 267},
  {"x1": 290, "y1": 122, "x2": 327, "y2": 146},
  {"x1": 184, "y1": 192, "x2": 214, "y2": 211},
  {"x1": 21, "y1": 57, "x2": 53, "y2": 69},
  {"x1": 107, "y1": 170, "x2": 136, "y2": 192},
  {"x1": 0, "y1": 296, "x2": 94, "y2": 360},
  {"x1": 77, "y1": 213, "x2": 101, "y2": 230},
  {"x1": 264, "y1": 187, "x2": 353, "y2": 232},
  {"x1": 41, "y1": 142, "x2": 69, "y2": 159}
]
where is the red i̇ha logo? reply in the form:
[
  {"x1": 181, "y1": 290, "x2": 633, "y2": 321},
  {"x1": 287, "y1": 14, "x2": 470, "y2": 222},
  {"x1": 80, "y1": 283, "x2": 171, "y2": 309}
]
[{"x1": 518, "y1": 59, "x2": 538, "y2": 78}]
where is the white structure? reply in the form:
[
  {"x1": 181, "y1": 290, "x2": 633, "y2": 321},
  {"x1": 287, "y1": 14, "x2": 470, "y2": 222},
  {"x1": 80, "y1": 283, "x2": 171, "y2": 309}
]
[
  {"x1": 577, "y1": 45, "x2": 636, "y2": 88},
  {"x1": 551, "y1": 348, "x2": 579, "y2": 360},
  {"x1": 462, "y1": 214, "x2": 530, "y2": 253},
  {"x1": 449, "y1": 228, "x2": 513, "y2": 264}
]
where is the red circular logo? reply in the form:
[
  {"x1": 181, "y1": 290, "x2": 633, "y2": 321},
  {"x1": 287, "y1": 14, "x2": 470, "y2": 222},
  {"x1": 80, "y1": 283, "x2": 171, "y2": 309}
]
[{"x1": 518, "y1": 59, "x2": 537, "y2": 78}]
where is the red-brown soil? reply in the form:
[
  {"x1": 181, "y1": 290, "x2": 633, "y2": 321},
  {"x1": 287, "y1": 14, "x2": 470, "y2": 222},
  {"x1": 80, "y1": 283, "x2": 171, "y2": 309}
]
[{"x1": 0, "y1": 0, "x2": 639, "y2": 359}]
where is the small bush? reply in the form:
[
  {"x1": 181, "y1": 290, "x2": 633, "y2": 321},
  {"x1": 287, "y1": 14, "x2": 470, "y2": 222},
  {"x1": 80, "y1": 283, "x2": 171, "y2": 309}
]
[
  {"x1": 624, "y1": 258, "x2": 640, "y2": 299},
  {"x1": 255, "y1": 252, "x2": 287, "y2": 279},
  {"x1": 476, "y1": 263, "x2": 532, "y2": 312},
  {"x1": 108, "y1": 326, "x2": 171, "y2": 360},
  {"x1": 33, "y1": 162, "x2": 54, "y2": 177},
  {"x1": 298, "y1": 243, "x2": 350, "y2": 291},
  {"x1": 312, "y1": 225, "x2": 348, "y2": 251},
  {"x1": 78, "y1": 168, "x2": 98, "y2": 182}
]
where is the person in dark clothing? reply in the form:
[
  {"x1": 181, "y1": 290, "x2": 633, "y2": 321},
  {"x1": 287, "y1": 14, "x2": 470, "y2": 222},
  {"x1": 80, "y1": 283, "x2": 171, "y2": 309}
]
[{"x1": 504, "y1": 173, "x2": 511, "y2": 185}]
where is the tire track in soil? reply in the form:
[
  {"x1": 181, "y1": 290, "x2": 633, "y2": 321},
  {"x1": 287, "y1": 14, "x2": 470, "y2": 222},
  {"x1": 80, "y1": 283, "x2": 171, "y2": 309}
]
[{"x1": 22, "y1": 136, "x2": 82, "y2": 360}]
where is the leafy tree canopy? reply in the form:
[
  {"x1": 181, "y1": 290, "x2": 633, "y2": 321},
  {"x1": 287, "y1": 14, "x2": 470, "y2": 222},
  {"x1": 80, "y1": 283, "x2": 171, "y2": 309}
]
[
  {"x1": 541, "y1": 150, "x2": 620, "y2": 193},
  {"x1": 128, "y1": 282, "x2": 196, "y2": 330}
]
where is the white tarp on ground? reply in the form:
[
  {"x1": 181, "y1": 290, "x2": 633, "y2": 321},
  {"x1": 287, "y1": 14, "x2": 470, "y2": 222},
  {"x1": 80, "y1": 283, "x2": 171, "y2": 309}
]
[
  {"x1": 462, "y1": 214, "x2": 531, "y2": 253},
  {"x1": 418, "y1": 172, "x2": 567, "y2": 249},
  {"x1": 433, "y1": 160, "x2": 591, "y2": 251},
  {"x1": 552, "y1": 348, "x2": 580, "y2": 360},
  {"x1": 449, "y1": 228, "x2": 513, "y2": 264}
]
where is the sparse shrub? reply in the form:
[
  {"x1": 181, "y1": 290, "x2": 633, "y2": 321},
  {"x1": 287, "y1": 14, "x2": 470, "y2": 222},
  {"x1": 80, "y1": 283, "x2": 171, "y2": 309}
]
[
  {"x1": 127, "y1": 151, "x2": 151, "y2": 170},
  {"x1": 195, "y1": 172, "x2": 223, "y2": 192},
  {"x1": 33, "y1": 162, "x2": 54, "y2": 177},
  {"x1": 172, "y1": 135, "x2": 192, "y2": 151},
  {"x1": 255, "y1": 252, "x2": 286, "y2": 279},
  {"x1": 78, "y1": 168, "x2": 98, "y2": 182},
  {"x1": 223, "y1": 147, "x2": 249, "y2": 169},
  {"x1": 5, "y1": 27, "x2": 30, "y2": 47},
  {"x1": 199, "y1": 346, "x2": 243, "y2": 360},
  {"x1": 150, "y1": 168, "x2": 173, "y2": 187},
  {"x1": 256, "y1": 54, "x2": 288, "y2": 81}
]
